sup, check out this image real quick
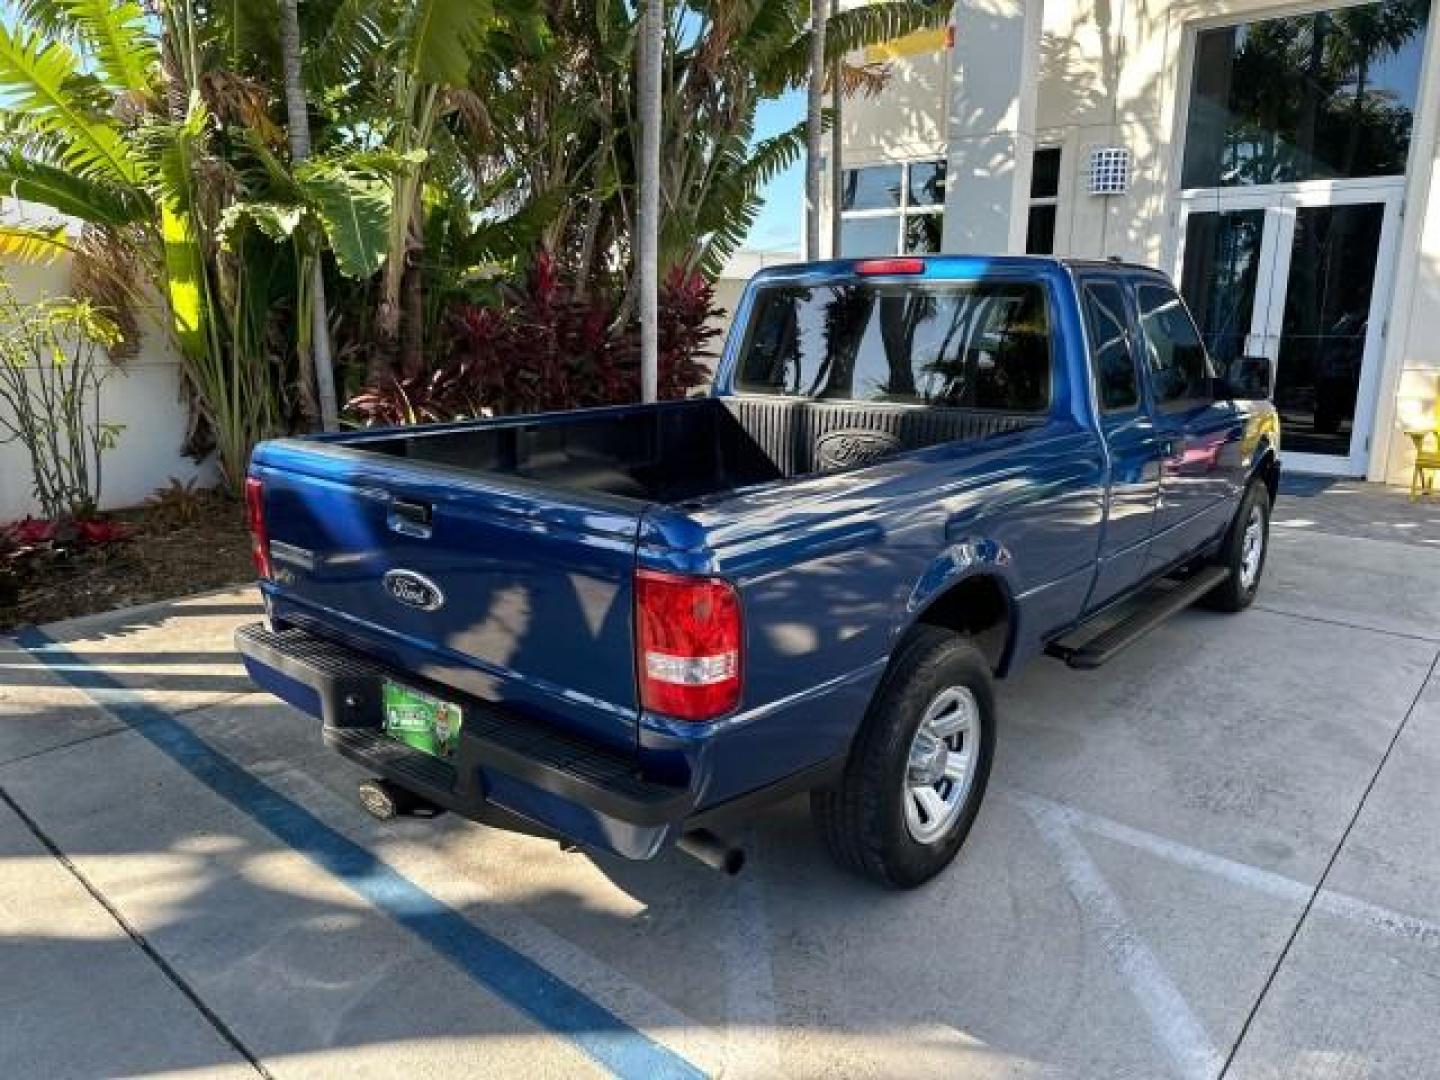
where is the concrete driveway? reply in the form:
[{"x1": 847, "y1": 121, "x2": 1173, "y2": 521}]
[{"x1": 3, "y1": 481, "x2": 1439, "y2": 1079}]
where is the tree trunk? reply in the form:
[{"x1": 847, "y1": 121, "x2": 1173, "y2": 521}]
[
  {"x1": 829, "y1": 0, "x2": 843, "y2": 257},
  {"x1": 278, "y1": 0, "x2": 339, "y2": 431},
  {"x1": 400, "y1": 244, "x2": 426, "y2": 378},
  {"x1": 575, "y1": 191, "x2": 604, "y2": 302},
  {"x1": 805, "y1": 0, "x2": 828, "y2": 261},
  {"x1": 638, "y1": 0, "x2": 664, "y2": 403}
]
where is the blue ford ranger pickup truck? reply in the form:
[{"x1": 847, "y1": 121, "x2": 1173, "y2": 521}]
[{"x1": 236, "y1": 255, "x2": 1280, "y2": 888}]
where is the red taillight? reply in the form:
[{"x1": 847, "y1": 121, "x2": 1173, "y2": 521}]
[
  {"x1": 855, "y1": 257, "x2": 925, "y2": 276},
  {"x1": 635, "y1": 569, "x2": 742, "y2": 721},
  {"x1": 245, "y1": 476, "x2": 271, "y2": 580}
]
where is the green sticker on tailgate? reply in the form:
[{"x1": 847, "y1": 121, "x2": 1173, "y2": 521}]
[{"x1": 382, "y1": 680, "x2": 463, "y2": 759}]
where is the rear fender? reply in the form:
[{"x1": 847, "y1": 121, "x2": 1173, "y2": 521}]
[{"x1": 898, "y1": 540, "x2": 1020, "y2": 673}]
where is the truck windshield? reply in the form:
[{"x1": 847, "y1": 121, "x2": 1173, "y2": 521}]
[{"x1": 734, "y1": 281, "x2": 1051, "y2": 411}]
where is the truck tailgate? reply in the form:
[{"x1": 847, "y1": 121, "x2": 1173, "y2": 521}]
[{"x1": 251, "y1": 440, "x2": 644, "y2": 752}]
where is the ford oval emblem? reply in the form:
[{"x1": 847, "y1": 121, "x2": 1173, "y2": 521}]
[
  {"x1": 383, "y1": 569, "x2": 445, "y2": 612},
  {"x1": 815, "y1": 428, "x2": 902, "y2": 470}
]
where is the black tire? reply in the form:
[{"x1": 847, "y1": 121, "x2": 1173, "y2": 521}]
[
  {"x1": 1201, "y1": 480, "x2": 1271, "y2": 613},
  {"x1": 811, "y1": 625, "x2": 996, "y2": 889}
]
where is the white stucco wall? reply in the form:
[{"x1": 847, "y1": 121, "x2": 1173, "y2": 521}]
[
  {"x1": 840, "y1": 43, "x2": 950, "y2": 168},
  {"x1": 0, "y1": 215, "x2": 215, "y2": 522}
]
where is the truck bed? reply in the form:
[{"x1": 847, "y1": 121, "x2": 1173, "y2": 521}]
[{"x1": 338, "y1": 396, "x2": 1042, "y2": 505}]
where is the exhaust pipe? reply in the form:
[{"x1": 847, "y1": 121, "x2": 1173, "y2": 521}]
[{"x1": 677, "y1": 828, "x2": 746, "y2": 875}]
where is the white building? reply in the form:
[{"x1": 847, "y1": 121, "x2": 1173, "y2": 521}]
[{"x1": 826, "y1": 0, "x2": 1440, "y2": 481}]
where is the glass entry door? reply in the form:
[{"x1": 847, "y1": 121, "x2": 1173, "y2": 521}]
[{"x1": 1176, "y1": 184, "x2": 1401, "y2": 475}]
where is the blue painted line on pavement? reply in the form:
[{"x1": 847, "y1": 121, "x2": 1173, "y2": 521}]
[{"x1": 16, "y1": 626, "x2": 707, "y2": 1080}]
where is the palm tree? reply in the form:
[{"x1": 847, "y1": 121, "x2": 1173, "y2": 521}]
[
  {"x1": 278, "y1": 0, "x2": 338, "y2": 431},
  {"x1": 805, "y1": 0, "x2": 827, "y2": 260},
  {"x1": 638, "y1": 0, "x2": 664, "y2": 403},
  {"x1": 829, "y1": 0, "x2": 844, "y2": 257}
]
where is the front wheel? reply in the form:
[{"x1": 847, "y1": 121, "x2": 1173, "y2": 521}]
[
  {"x1": 811, "y1": 625, "x2": 996, "y2": 889},
  {"x1": 1202, "y1": 480, "x2": 1271, "y2": 612}
]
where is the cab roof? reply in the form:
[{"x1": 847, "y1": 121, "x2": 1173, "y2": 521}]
[{"x1": 749, "y1": 254, "x2": 1170, "y2": 285}]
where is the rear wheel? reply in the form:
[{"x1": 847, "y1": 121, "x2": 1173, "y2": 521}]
[
  {"x1": 811, "y1": 625, "x2": 995, "y2": 888},
  {"x1": 1202, "y1": 480, "x2": 1271, "y2": 612}
]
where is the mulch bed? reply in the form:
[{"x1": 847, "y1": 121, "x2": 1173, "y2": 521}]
[{"x1": 1, "y1": 493, "x2": 256, "y2": 632}]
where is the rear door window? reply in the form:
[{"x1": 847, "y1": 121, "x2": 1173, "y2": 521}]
[
  {"x1": 735, "y1": 281, "x2": 1052, "y2": 412},
  {"x1": 1134, "y1": 282, "x2": 1216, "y2": 410},
  {"x1": 1080, "y1": 280, "x2": 1140, "y2": 412}
]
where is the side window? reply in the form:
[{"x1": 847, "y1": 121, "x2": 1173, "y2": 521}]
[
  {"x1": 1080, "y1": 281, "x2": 1139, "y2": 411},
  {"x1": 1135, "y1": 282, "x2": 1215, "y2": 410}
]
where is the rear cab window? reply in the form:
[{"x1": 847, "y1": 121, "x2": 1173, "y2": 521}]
[{"x1": 734, "y1": 280, "x2": 1053, "y2": 413}]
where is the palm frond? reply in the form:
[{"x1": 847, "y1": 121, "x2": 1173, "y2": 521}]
[
  {"x1": 7, "y1": 1, "x2": 73, "y2": 39},
  {"x1": 0, "y1": 151, "x2": 148, "y2": 225},
  {"x1": 71, "y1": 225, "x2": 147, "y2": 360},
  {"x1": 306, "y1": 0, "x2": 388, "y2": 90},
  {"x1": 739, "y1": 117, "x2": 811, "y2": 193},
  {"x1": 832, "y1": 60, "x2": 892, "y2": 99},
  {"x1": 403, "y1": 0, "x2": 500, "y2": 87},
  {"x1": 56, "y1": 0, "x2": 158, "y2": 94},
  {"x1": 762, "y1": 1, "x2": 949, "y2": 93},
  {"x1": 0, "y1": 23, "x2": 142, "y2": 184},
  {"x1": 0, "y1": 221, "x2": 74, "y2": 263}
]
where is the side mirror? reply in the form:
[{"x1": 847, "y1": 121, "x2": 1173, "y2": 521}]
[{"x1": 1223, "y1": 355, "x2": 1273, "y2": 400}]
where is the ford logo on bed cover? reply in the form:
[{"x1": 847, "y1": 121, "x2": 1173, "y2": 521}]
[
  {"x1": 383, "y1": 569, "x2": 445, "y2": 611},
  {"x1": 816, "y1": 428, "x2": 902, "y2": 470}
]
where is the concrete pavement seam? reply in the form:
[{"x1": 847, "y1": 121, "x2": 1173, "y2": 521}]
[
  {"x1": 0, "y1": 723, "x2": 131, "y2": 769},
  {"x1": 0, "y1": 783, "x2": 273, "y2": 1079},
  {"x1": 1252, "y1": 603, "x2": 1440, "y2": 644},
  {"x1": 1217, "y1": 647, "x2": 1440, "y2": 1077}
]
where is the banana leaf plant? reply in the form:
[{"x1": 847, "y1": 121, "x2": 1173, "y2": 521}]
[{"x1": 0, "y1": 1, "x2": 399, "y2": 489}]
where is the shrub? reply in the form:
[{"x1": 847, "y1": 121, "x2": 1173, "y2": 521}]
[
  {"x1": 345, "y1": 359, "x2": 489, "y2": 428},
  {"x1": 0, "y1": 285, "x2": 125, "y2": 520},
  {"x1": 146, "y1": 477, "x2": 210, "y2": 529},
  {"x1": 347, "y1": 256, "x2": 720, "y2": 426}
]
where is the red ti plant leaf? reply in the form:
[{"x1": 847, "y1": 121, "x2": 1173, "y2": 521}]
[
  {"x1": 73, "y1": 518, "x2": 132, "y2": 546},
  {"x1": 6, "y1": 518, "x2": 57, "y2": 545},
  {"x1": 346, "y1": 253, "x2": 722, "y2": 427}
]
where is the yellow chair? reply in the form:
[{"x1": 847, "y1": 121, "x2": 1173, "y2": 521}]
[
  {"x1": 1400, "y1": 374, "x2": 1440, "y2": 501},
  {"x1": 1413, "y1": 427, "x2": 1440, "y2": 501}
]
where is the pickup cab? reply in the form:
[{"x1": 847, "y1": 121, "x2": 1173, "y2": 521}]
[{"x1": 236, "y1": 255, "x2": 1280, "y2": 888}]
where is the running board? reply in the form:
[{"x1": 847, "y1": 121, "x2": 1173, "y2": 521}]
[{"x1": 1045, "y1": 566, "x2": 1231, "y2": 670}]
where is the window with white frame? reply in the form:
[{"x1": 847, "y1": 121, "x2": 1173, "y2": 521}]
[
  {"x1": 1026, "y1": 147, "x2": 1062, "y2": 255},
  {"x1": 838, "y1": 160, "x2": 946, "y2": 256}
]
